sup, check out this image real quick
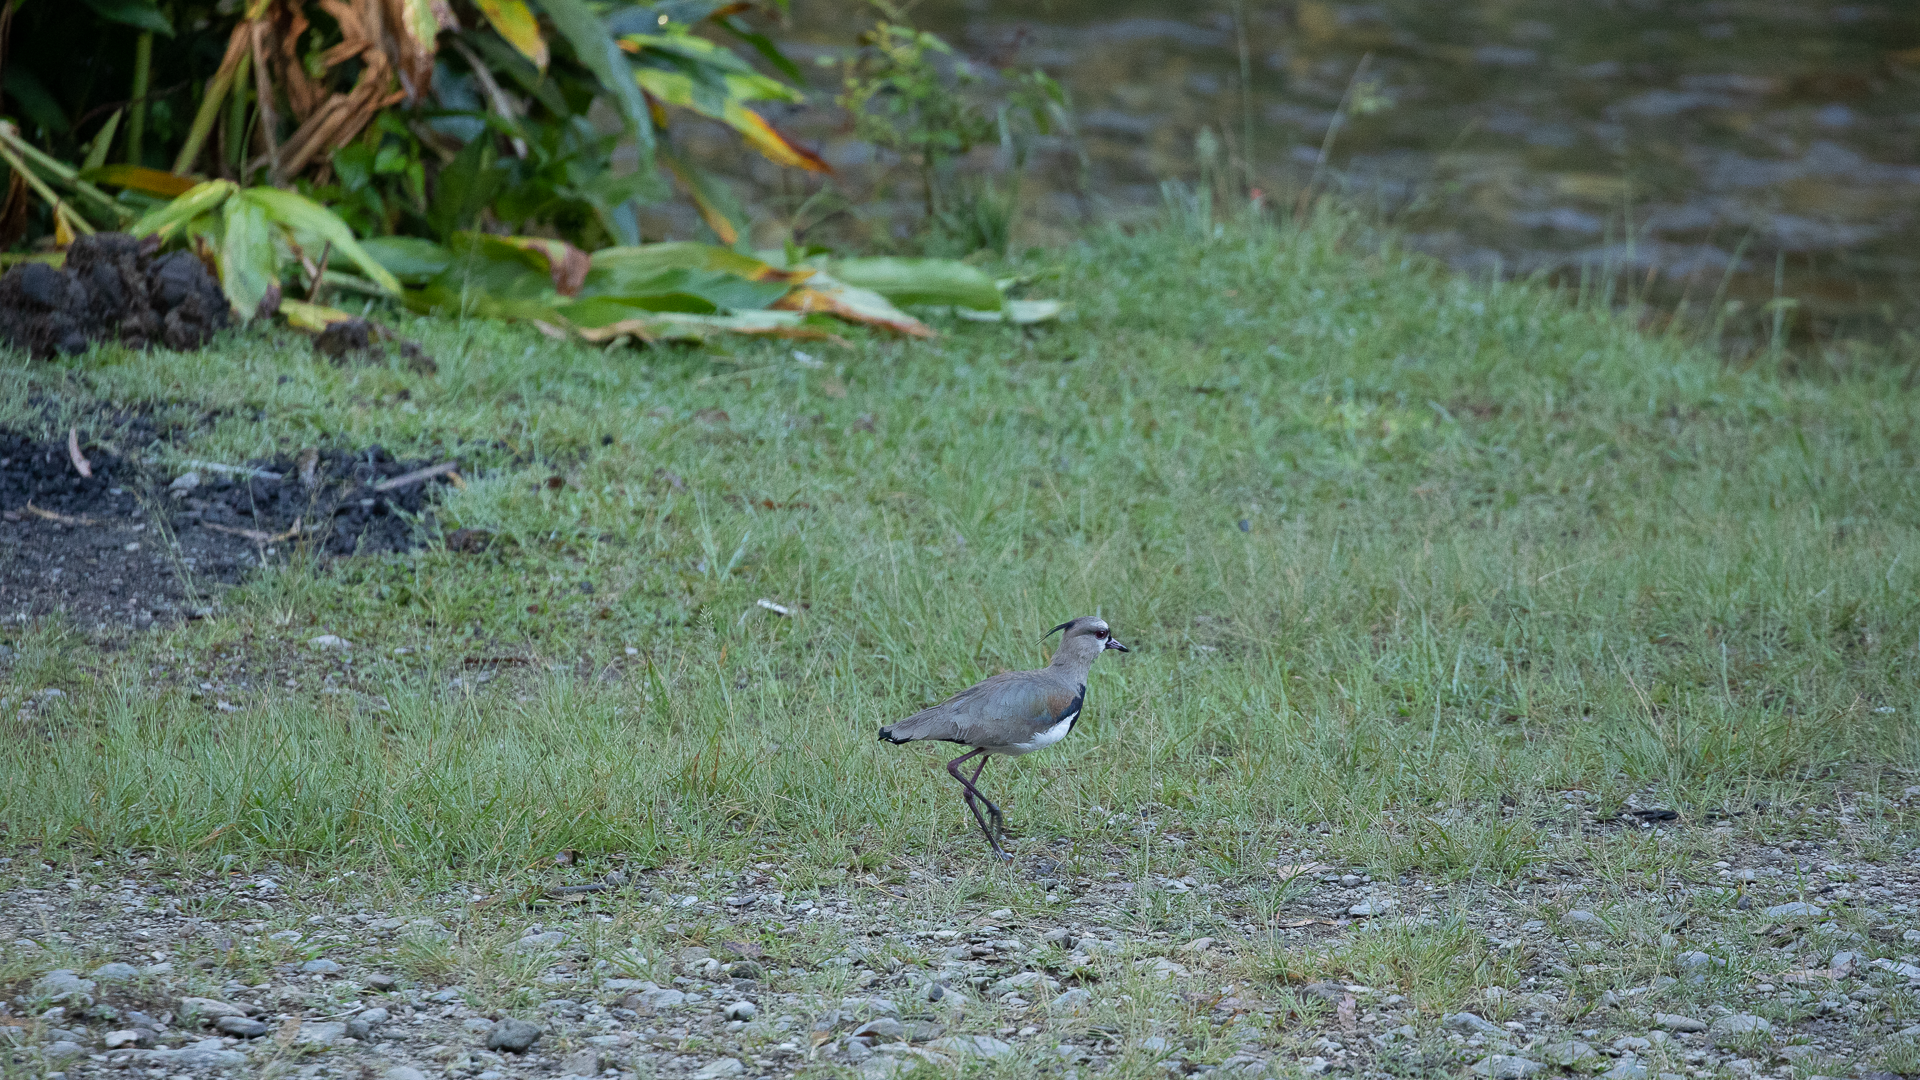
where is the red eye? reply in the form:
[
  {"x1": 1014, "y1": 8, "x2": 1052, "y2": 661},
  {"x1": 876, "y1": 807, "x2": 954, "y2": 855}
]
[{"x1": 1094, "y1": 628, "x2": 1108, "y2": 638}]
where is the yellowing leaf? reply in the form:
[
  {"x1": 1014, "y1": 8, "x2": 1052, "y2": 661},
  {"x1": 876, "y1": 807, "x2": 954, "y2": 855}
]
[
  {"x1": 722, "y1": 103, "x2": 830, "y2": 174},
  {"x1": 279, "y1": 298, "x2": 358, "y2": 331},
  {"x1": 476, "y1": 0, "x2": 547, "y2": 70},
  {"x1": 85, "y1": 164, "x2": 200, "y2": 198},
  {"x1": 772, "y1": 280, "x2": 932, "y2": 338}
]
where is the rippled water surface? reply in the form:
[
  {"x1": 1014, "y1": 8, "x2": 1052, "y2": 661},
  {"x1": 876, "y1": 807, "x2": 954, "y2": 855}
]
[{"x1": 680, "y1": 1, "x2": 1920, "y2": 352}]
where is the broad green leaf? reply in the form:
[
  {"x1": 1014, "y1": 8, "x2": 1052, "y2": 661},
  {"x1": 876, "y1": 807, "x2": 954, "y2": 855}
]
[
  {"x1": 407, "y1": 232, "x2": 561, "y2": 320},
  {"x1": 130, "y1": 180, "x2": 236, "y2": 240},
  {"x1": 954, "y1": 299, "x2": 1063, "y2": 324},
  {"x1": 360, "y1": 237, "x2": 454, "y2": 285},
  {"x1": 239, "y1": 188, "x2": 402, "y2": 296},
  {"x1": 772, "y1": 272, "x2": 933, "y2": 337},
  {"x1": 79, "y1": 0, "x2": 173, "y2": 34},
  {"x1": 717, "y1": 16, "x2": 804, "y2": 83},
  {"x1": 3, "y1": 68, "x2": 72, "y2": 134},
  {"x1": 577, "y1": 309, "x2": 842, "y2": 345},
  {"x1": 819, "y1": 257, "x2": 1003, "y2": 311},
  {"x1": 659, "y1": 146, "x2": 746, "y2": 245},
  {"x1": 476, "y1": 0, "x2": 548, "y2": 70},
  {"x1": 561, "y1": 268, "x2": 790, "y2": 321},
  {"x1": 584, "y1": 242, "x2": 806, "y2": 295},
  {"x1": 539, "y1": 0, "x2": 654, "y2": 158},
  {"x1": 219, "y1": 195, "x2": 278, "y2": 320}
]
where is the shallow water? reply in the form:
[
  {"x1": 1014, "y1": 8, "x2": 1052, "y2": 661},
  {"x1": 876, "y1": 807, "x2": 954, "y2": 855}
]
[{"x1": 675, "y1": 1, "x2": 1920, "y2": 355}]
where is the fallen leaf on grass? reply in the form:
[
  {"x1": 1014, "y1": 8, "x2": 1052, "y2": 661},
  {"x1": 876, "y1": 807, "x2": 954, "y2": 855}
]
[{"x1": 1271, "y1": 916, "x2": 1342, "y2": 928}]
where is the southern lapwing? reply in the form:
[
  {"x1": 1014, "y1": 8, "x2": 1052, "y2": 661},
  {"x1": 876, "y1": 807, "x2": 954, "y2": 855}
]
[{"x1": 879, "y1": 616, "x2": 1129, "y2": 859}]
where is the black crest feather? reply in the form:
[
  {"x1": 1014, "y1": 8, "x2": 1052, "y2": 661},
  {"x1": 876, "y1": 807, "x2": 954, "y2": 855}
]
[{"x1": 1044, "y1": 618, "x2": 1078, "y2": 639}]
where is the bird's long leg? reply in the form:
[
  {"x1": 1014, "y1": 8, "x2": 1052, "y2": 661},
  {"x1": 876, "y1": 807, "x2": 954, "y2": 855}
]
[
  {"x1": 968, "y1": 755, "x2": 1008, "y2": 837},
  {"x1": 947, "y1": 748, "x2": 1009, "y2": 859}
]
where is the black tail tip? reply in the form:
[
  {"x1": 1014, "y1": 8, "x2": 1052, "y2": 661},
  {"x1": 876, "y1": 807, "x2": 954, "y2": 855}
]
[{"x1": 878, "y1": 726, "x2": 908, "y2": 744}]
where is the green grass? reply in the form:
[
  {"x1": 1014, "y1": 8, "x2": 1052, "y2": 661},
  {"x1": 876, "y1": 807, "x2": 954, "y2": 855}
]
[{"x1": 1, "y1": 208, "x2": 1917, "y2": 886}]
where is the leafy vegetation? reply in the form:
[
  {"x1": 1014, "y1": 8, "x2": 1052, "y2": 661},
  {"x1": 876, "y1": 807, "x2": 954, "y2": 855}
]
[{"x1": 0, "y1": 0, "x2": 821, "y2": 252}]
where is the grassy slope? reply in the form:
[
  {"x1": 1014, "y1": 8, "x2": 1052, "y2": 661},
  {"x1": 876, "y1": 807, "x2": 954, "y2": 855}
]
[{"x1": 1, "y1": 211, "x2": 1916, "y2": 884}]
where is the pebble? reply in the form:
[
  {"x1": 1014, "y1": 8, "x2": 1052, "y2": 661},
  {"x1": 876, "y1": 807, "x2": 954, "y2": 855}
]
[
  {"x1": 309, "y1": 634, "x2": 351, "y2": 650},
  {"x1": 44, "y1": 1040, "x2": 87, "y2": 1062},
  {"x1": 297, "y1": 1021, "x2": 347, "y2": 1046},
  {"x1": 89, "y1": 962, "x2": 141, "y2": 982},
  {"x1": 1539, "y1": 1041, "x2": 1595, "y2": 1066},
  {"x1": 299, "y1": 958, "x2": 343, "y2": 974},
  {"x1": 1349, "y1": 899, "x2": 1392, "y2": 916},
  {"x1": 853, "y1": 1018, "x2": 905, "y2": 1040},
  {"x1": 214, "y1": 1016, "x2": 269, "y2": 1038},
  {"x1": 1708, "y1": 1014, "x2": 1771, "y2": 1047},
  {"x1": 180, "y1": 996, "x2": 246, "y2": 1019},
  {"x1": 925, "y1": 1034, "x2": 1015, "y2": 1059},
  {"x1": 724, "y1": 1000, "x2": 758, "y2": 1021},
  {"x1": 1445, "y1": 1012, "x2": 1504, "y2": 1035},
  {"x1": 1601, "y1": 1065, "x2": 1647, "y2": 1080},
  {"x1": 103, "y1": 1030, "x2": 143, "y2": 1049},
  {"x1": 1137, "y1": 1036, "x2": 1171, "y2": 1053},
  {"x1": 693, "y1": 1058, "x2": 746, "y2": 1079},
  {"x1": 485, "y1": 1018, "x2": 543, "y2": 1053},
  {"x1": 346, "y1": 1017, "x2": 373, "y2": 1041},
  {"x1": 990, "y1": 971, "x2": 1059, "y2": 996},
  {"x1": 1764, "y1": 902, "x2": 1823, "y2": 918},
  {"x1": 359, "y1": 1007, "x2": 391, "y2": 1025},
  {"x1": 562, "y1": 1049, "x2": 604, "y2": 1076},
  {"x1": 120, "y1": 1039, "x2": 247, "y2": 1067},
  {"x1": 367, "y1": 973, "x2": 397, "y2": 991},
  {"x1": 639, "y1": 988, "x2": 686, "y2": 1008},
  {"x1": 385, "y1": 1069, "x2": 429, "y2": 1080},
  {"x1": 1652, "y1": 1013, "x2": 1707, "y2": 1033},
  {"x1": 515, "y1": 931, "x2": 568, "y2": 951},
  {"x1": 1565, "y1": 910, "x2": 1598, "y2": 924},
  {"x1": 32, "y1": 971, "x2": 96, "y2": 1006},
  {"x1": 1676, "y1": 951, "x2": 1725, "y2": 971},
  {"x1": 1471, "y1": 1055, "x2": 1543, "y2": 1079},
  {"x1": 1051, "y1": 988, "x2": 1092, "y2": 1013},
  {"x1": 463, "y1": 1018, "x2": 494, "y2": 1033}
]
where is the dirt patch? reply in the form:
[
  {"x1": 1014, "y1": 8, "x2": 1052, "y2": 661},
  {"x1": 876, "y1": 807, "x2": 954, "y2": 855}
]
[
  {"x1": 1, "y1": 427, "x2": 459, "y2": 631},
  {"x1": 0, "y1": 232, "x2": 230, "y2": 358}
]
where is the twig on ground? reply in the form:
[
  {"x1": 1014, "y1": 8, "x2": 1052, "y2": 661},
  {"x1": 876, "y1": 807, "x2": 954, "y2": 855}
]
[
  {"x1": 67, "y1": 428, "x2": 92, "y2": 478},
  {"x1": 200, "y1": 519, "x2": 302, "y2": 543},
  {"x1": 186, "y1": 460, "x2": 284, "y2": 481},
  {"x1": 24, "y1": 502, "x2": 102, "y2": 525},
  {"x1": 372, "y1": 461, "x2": 460, "y2": 491}
]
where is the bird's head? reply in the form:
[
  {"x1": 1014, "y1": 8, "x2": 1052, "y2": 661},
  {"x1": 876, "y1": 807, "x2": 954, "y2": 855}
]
[{"x1": 1044, "y1": 616, "x2": 1129, "y2": 666}]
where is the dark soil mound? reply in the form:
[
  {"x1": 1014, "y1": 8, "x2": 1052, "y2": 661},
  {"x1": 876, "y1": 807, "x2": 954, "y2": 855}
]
[
  {"x1": 0, "y1": 233, "x2": 230, "y2": 358},
  {"x1": 1, "y1": 428, "x2": 459, "y2": 631}
]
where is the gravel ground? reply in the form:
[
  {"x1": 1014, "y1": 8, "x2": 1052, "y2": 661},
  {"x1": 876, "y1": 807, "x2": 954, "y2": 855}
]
[{"x1": 4, "y1": 809, "x2": 1918, "y2": 1080}]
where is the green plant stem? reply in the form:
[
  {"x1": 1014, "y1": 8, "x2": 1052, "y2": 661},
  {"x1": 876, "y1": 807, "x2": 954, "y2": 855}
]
[
  {"x1": 128, "y1": 30, "x2": 153, "y2": 166},
  {"x1": 0, "y1": 138, "x2": 95, "y2": 234},
  {"x1": 0, "y1": 123, "x2": 130, "y2": 222},
  {"x1": 173, "y1": 25, "x2": 251, "y2": 176},
  {"x1": 226, "y1": 52, "x2": 252, "y2": 173}
]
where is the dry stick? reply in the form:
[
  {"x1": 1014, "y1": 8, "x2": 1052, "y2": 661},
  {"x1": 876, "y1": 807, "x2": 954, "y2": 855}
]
[
  {"x1": 67, "y1": 427, "x2": 92, "y2": 478},
  {"x1": 1294, "y1": 52, "x2": 1372, "y2": 221},
  {"x1": 185, "y1": 459, "x2": 283, "y2": 480},
  {"x1": 172, "y1": 19, "x2": 254, "y2": 174},
  {"x1": 250, "y1": 20, "x2": 281, "y2": 180},
  {"x1": 307, "y1": 241, "x2": 332, "y2": 302},
  {"x1": 23, "y1": 502, "x2": 101, "y2": 526},
  {"x1": 371, "y1": 461, "x2": 460, "y2": 491},
  {"x1": 201, "y1": 519, "x2": 302, "y2": 543}
]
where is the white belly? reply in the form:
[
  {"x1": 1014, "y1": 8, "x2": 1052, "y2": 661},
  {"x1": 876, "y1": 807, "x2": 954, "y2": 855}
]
[{"x1": 999, "y1": 711, "x2": 1077, "y2": 756}]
